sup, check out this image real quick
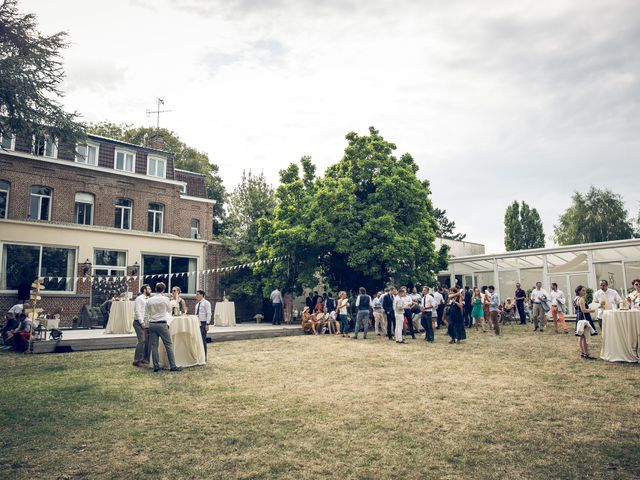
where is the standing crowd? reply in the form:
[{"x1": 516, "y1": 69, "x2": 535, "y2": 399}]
[{"x1": 272, "y1": 277, "x2": 640, "y2": 360}]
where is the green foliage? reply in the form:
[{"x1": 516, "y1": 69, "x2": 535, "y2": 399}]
[
  {"x1": 256, "y1": 127, "x2": 447, "y2": 295},
  {"x1": 221, "y1": 171, "x2": 276, "y2": 302},
  {"x1": 504, "y1": 201, "x2": 545, "y2": 251},
  {"x1": 0, "y1": 0, "x2": 84, "y2": 147},
  {"x1": 87, "y1": 122, "x2": 226, "y2": 227},
  {"x1": 433, "y1": 207, "x2": 466, "y2": 241},
  {"x1": 554, "y1": 186, "x2": 635, "y2": 245}
]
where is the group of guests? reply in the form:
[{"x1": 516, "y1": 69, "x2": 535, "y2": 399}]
[
  {"x1": 131, "y1": 283, "x2": 211, "y2": 372},
  {"x1": 288, "y1": 276, "x2": 640, "y2": 359},
  {"x1": 1, "y1": 302, "x2": 32, "y2": 352}
]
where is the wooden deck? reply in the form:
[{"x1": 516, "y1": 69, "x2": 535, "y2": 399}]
[{"x1": 30, "y1": 323, "x2": 303, "y2": 354}]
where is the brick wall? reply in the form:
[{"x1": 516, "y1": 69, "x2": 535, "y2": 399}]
[{"x1": 0, "y1": 154, "x2": 211, "y2": 238}]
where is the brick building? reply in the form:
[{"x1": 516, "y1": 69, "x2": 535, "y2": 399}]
[{"x1": 0, "y1": 130, "x2": 223, "y2": 326}]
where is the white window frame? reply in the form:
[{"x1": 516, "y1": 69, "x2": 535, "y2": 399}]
[
  {"x1": 75, "y1": 141, "x2": 100, "y2": 166},
  {"x1": 141, "y1": 252, "x2": 198, "y2": 297},
  {"x1": 32, "y1": 134, "x2": 58, "y2": 159},
  {"x1": 93, "y1": 248, "x2": 128, "y2": 278},
  {"x1": 29, "y1": 185, "x2": 52, "y2": 221},
  {"x1": 147, "y1": 155, "x2": 167, "y2": 178},
  {"x1": 191, "y1": 219, "x2": 200, "y2": 239},
  {"x1": 115, "y1": 198, "x2": 133, "y2": 230},
  {"x1": 0, "y1": 241, "x2": 77, "y2": 294},
  {"x1": 114, "y1": 149, "x2": 136, "y2": 173},
  {"x1": 0, "y1": 180, "x2": 9, "y2": 219},
  {"x1": 0, "y1": 133, "x2": 15, "y2": 151},
  {"x1": 148, "y1": 203, "x2": 164, "y2": 233}
]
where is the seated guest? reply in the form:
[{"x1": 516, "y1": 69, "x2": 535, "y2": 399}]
[
  {"x1": 2, "y1": 302, "x2": 29, "y2": 344},
  {"x1": 326, "y1": 310, "x2": 339, "y2": 335},
  {"x1": 315, "y1": 311, "x2": 328, "y2": 334},
  {"x1": 301, "y1": 307, "x2": 316, "y2": 334},
  {"x1": 502, "y1": 298, "x2": 516, "y2": 324},
  {"x1": 3, "y1": 313, "x2": 32, "y2": 352}
]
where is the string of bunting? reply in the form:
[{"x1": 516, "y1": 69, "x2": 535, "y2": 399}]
[{"x1": 37, "y1": 255, "x2": 289, "y2": 285}]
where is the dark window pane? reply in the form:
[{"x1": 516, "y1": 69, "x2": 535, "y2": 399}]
[
  {"x1": 29, "y1": 196, "x2": 39, "y2": 219},
  {"x1": 42, "y1": 247, "x2": 74, "y2": 291},
  {"x1": 0, "y1": 191, "x2": 6, "y2": 218},
  {"x1": 39, "y1": 196, "x2": 50, "y2": 220},
  {"x1": 143, "y1": 254, "x2": 169, "y2": 292},
  {"x1": 170, "y1": 256, "x2": 196, "y2": 294},
  {"x1": 2, "y1": 244, "x2": 40, "y2": 290}
]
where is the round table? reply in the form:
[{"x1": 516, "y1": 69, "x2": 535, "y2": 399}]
[
  {"x1": 214, "y1": 301, "x2": 236, "y2": 327},
  {"x1": 600, "y1": 310, "x2": 640, "y2": 363},
  {"x1": 105, "y1": 301, "x2": 134, "y2": 334},
  {"x1": 155, "y1": 315, "x2": 206, "y2": 368}
]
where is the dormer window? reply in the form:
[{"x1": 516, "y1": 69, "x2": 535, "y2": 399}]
[
  {"x1": 33, "y1": 134, "x2": 58, "y2": 158},
  {"x1": 76, "y1": 142, "x2": 99, "y2": 166},
  {"x1": 147, "y1": 156, "x2": 166, "y2": 178},
  {"x1": 0, "y1": 133, "x2": 15, "y2": 151},
  {"x1": 114, "y1": 149, "x2": 135, "y2": 172}
]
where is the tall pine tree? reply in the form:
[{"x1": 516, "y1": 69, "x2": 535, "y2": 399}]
[{"x1": 504, "y1": 201, "x2": 545, "y2": 251}]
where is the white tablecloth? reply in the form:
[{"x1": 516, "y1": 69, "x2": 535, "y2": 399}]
[
  {"x1": 214, "y1": 301, "x2": 236, "y2": 327},
  {"x1": 105, "y1": 301, "x2": 134, "y2": 334},
  {"x1": 600, "y1": 310, "x2": 640, "y2": 363},
  {"x1": 156, "y1": 315, "x2": 206, "y2": 368}
]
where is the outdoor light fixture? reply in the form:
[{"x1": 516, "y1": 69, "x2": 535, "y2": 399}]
[
  {"x1": 131, "y1": 261, "x2": 139, "y2": 276},
  {"x1": 82, "y1": 259, "x2": 91, "y2": 275}
]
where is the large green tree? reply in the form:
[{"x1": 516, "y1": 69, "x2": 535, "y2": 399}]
[
  {"x1": 554, "y1": 186, "x2": 635, "y2": 245},
  {"x1": 220, "y1": 170, "x2": 276, "y2": 302},
  {"x1": 87, "y1": 122, "x2": 226, "y2": 227},
  {"x1": 256, "y1": 127, "x2": 448, "y2": 295},
  {"x1": 0, "y1": 0, "x2": 84, "y2": 147},
  {"x1": 504, "y1": 200, "x2": 545, "y2": 251}
]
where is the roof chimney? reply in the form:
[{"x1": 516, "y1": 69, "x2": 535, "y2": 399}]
[{"x1": 148, "y1": 133, "x2": 164, "y2": 150}]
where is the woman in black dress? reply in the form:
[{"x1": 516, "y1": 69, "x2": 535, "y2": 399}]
[{"x1": 447, "y1": 288, "x2": 466, "y2": 344}]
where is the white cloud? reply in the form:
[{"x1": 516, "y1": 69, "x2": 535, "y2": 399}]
[{"x1": 20, "y1": 0, "x2": 640, "y2": 252}]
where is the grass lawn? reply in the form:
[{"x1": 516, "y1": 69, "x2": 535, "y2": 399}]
[{"x1": 0, "y1": 324, "x2": 638, "y2": 479}]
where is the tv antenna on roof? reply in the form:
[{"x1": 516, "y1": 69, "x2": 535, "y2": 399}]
[{"x1": 146, "y1": 97, "x2": 171, "y2": 129}]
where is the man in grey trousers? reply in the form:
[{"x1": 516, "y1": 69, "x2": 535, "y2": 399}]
[
  {"x1": 145, "y1": 282, "x2": 182, "y2": 372},
  {"x1": 352, "y1": 287, "x2": 371, "y2": 340},
  {"x1": 132, "y1": 284, "x2": 150, "y2": 367}
]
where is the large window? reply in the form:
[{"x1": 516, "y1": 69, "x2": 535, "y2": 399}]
[
  {"x1": 147, "y1": 156, "x2": 166, "y2": 178},
  {"x1": 75, "y1": 142, "x2": 99, "y2": 165},
  {"x1": 29, "y1": 185, "x2": 52, "y2": 220},
  {"x1": 114, "y1": 149, "x2": 135, "y2": 172},
  {"x1": 148, "y1": 203, "x2": 164, "y2": 233},
  {"x1": 142, "y1": 254, "x2": 197, "y2": 294},
  {"x1": 0, "y1": 133, "x2": 15, "y2": 150},
  {"x1": 115, "y1": 199, "x2": 132, "y2": 229},
  {"x1": 1, "y1": 243, "x2": 76, "y2": 292},
  {"x1": 33, "y1": 134, "x2": 58, "y2": 158},
  {"x1": 93, "y1": 249, "x2": 127, "y2": 277},
  {"x1": 74, "y1": 192, "x2": 94, "y2": 225},
  {"x1": 0, "y1": 180, "x2": 8, "y2": 219},
  {"x1": 191, "y1": 219, "x2": 200, "y2": 239}
]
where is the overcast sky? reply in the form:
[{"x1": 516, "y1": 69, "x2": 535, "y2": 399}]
[{"x1": 21, "y1": 0, "x2": 640, "y2": 253}]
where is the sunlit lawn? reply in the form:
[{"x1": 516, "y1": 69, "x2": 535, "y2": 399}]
[{"x1": 0, "y1": 324, "x2": 638, "y2": 479}]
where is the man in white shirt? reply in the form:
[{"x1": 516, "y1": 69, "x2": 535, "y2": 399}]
[
  {"x1": 371, "y1": 291, "x2": 386, "y2": 336},
  {"x1": 393, "y1": 287, "x2": 414, "y2": 344},
  {"x1": 432, "y1": 288, "x2": 444, "y2": 329},
  {"x1": 270, "y1": 288, "x2": 283, "y2": 325},
  {"x1": 132, "y1": 284, "x2": 151, "y2": 367},
  {"x1": 195, "y1": 289, "x2": 212, "y2": 360},
  {"x1": 593, "y1": 279, "x2": 622, "y2": 326},
  {"x1": 530, "y1": 282, "x2": 549, "y2": 332},
  {"x1": 549, "y1": 282, "x2": 568, "y2": 334},
  {"x1": 420, "y1": 287, "x2": 435, "y2": 342},
  {"x1": 146, "y1": 282, "x2": 181, "y2": 372}
]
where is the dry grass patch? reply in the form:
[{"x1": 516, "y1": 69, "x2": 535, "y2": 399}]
[{"x1": 0, "y1": 324, "x2": 638, "y2": 479}]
